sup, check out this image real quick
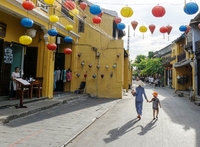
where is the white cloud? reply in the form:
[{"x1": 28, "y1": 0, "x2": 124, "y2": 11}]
[{"x1": 88, "y1": 0, "x2": 197, "y2": 60}]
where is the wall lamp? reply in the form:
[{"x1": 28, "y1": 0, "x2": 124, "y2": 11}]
[
  {"x1": 105, "y1": 65, "x2": 109, "y2": 69},
  {"x1": 117, "y1": 53, "x2": 121, "y2": 58},
  {"x1": 113, "y1": 63, "x2": 117, "y2": 68},
  {"x1": 81, "y1": 61, "x2": 84, "y2": 66},
  {"x1": 97, "y1": 65, "x2": 100, "y2": 69},
  {"x1": 88, "y1": 64, "x2": 92, "y2": 68},
  {"x1": 76, "y1": 73, "x2": 80, "y2": 77}
]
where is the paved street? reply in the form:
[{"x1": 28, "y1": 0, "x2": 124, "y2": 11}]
[
  {"x1": 0, "y1": 84, "x2": 200, "y2": 147},
  {"x1": 67, "y1": 86, "x2": 200, "y2": 147}
]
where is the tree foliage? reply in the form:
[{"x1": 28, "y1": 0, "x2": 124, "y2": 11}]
[{"x1": 132, "y1": 55, "x2": 164, "y2": 76}]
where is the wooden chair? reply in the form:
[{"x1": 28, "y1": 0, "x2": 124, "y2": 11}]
[{"x1": 33, "y1": 77, "x2": 43, "y2": 97}]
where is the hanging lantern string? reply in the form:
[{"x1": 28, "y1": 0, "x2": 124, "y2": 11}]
[{"x1": 55, "y1": 0, "x2": 113, "y2": 39}]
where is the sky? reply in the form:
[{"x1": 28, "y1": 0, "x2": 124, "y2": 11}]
[{"x1": 87, "y1": 0, "x2": 199, "y2": 61}]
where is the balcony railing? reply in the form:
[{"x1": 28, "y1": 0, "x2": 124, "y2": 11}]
[{"x1": 177, "y1": 52, "x2": 186, "y2": 62}]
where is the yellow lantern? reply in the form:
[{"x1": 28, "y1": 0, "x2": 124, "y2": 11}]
[
  {"x1": 49, "y1": 15, "x2": 59, "y2": 23},
  {"x1": 44, "y1": 0, "x2": 55, "y2": 5},
  {"x1": 139, "y1": 26, "x2": 148, "y2": 39},
  {"x1": 69, "y1": 8, "x2": 79, "y2": 16},
  {"x1": 120, "y1": 6, "x2": 133, "y2": 18},
  {"x1": 19, "y1": 35, "x2": 32, "y2": 45},
  {"x1": 65, "y1": 25, "x2": 73, "y2": 31}
]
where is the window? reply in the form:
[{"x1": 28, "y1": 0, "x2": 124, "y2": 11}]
[
  {"x1": 37, "y1": 0, "x2": 49, "y2": 12},
  {"x1": 78, "y1": 20, "x2": 85, "y2": 33}
]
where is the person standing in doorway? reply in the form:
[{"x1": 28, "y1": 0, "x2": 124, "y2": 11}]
[
  {"x1": 9, "y1": 67, "x2": 20, "y2": 100},
  {"x1": 131, "y1": 80, "x2": 149, "y2": 120}
]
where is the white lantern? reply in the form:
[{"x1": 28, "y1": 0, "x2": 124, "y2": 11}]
[{"x1": 27, "y1": 28, "x2": 37, "y2": 38}]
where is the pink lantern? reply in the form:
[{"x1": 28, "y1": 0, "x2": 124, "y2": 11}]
[
  {"x1": 64, "y1": 0, "x2": 76, "y2": 10},
  {"x1": 114, "y1": 17, "x2": 122, "y2": 24},
  {"x1": 79, "y1": 2, "x2": 87, "y2": 11},
  {"x1": 131, "y1": 20, "x2": 138, "y2": 36}
]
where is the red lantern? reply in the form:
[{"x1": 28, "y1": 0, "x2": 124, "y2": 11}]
[
  {"x1": 79, "y1": 2, "x2": 87, "y2": 11},
  {"x1": 64, "y1": 48, "x2": 72, "y2": 54},
  {"x1": 64, "y1": 0, "x2": 76, "y2": 10},
  {"x1": 92, "y1": 16, "x2": 101, "y2": 24},
  {"x1": 97, "y1": 11, "x2": 103, "y2": 17},
  {"x1": 114, "y1": 17, "x2": 122, "y2": 24},
  {"x1": 22, "y1": 0, "x2": 35, "y2": 11},
  {"x1": 149, "y1": 24, "x2": 156, "y2": 34},
  {"x1": 131, "y1": 21, "x2": 138, "y2": 30},
  {"x1": 47, "y1": 43, "x2": 57, "y2": 51},
  {"x1": 160, "y1": 26, "x2": 168, "y2": 33},
  {"x1": 166, "y1": 25, "x2": 172, "y2": 35},
  {"x1": 152, "y1": 5, "x2": 166, "y2": 17},
  {"x1": 84, "y1": 73, "x2": 87, "y2": 78}
]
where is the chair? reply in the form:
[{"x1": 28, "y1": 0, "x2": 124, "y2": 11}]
[
  {"x1": 78, "y1": 81, "x2": 86, "y2": 94},
  {"x1": 32, "y1": 77, "x2": 43, "y2": 97}
]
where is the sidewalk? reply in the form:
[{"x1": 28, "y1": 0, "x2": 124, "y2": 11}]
[{"x1": 0, "y1": 93, "x2": 89, "y2": 124}]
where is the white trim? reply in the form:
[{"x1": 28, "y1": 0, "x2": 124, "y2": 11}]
[{"x1": 6, "y1": 0, "x2": 80, "y2": 38}]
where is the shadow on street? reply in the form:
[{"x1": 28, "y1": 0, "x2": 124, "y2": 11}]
[
  {"x1": 103, "y1": 118, "x2": 140, "y2": 143},
  {"x1": 137, "y1": 119, "x2": 157, "y2": 136}
]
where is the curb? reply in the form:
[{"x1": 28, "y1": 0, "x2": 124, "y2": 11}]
[
  {"x1": 61, "y1": 99, "x2": 121, "y2": 147},
  {"x1": 1, "y1": 94, "x2": 89, "y2": 124}
]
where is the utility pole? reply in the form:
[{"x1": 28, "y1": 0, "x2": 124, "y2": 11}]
[{"x1": 127, "y1": 25, "x2": 130, "y2": 51}]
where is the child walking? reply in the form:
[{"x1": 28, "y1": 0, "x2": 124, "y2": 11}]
[{"x1": 149, "y1": 91, "x2": 161, "y2": 120}]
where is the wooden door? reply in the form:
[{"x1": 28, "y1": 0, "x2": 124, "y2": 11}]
[{"x1": 24, "y1": 47, "x2": 38, "y2": 79}]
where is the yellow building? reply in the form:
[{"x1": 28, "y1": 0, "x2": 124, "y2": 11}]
[{"x1": 0, "y1": 0, "x2": 131, "y2": 100}]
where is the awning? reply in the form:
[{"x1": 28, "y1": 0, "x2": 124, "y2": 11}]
[{"x1": 174, "y1": 59, "x2": 191, "y2": 68}]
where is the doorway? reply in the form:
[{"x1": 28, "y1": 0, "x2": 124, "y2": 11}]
[{"x1": 0, "y1": 41, "x2": 24, "y2": 97}]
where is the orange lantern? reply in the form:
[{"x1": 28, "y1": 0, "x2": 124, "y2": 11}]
[
  {"x1": 64, "y1": 48, "x2": 72, "y2": 54},
  {"x1": 131, "y1": 21, "x2": 138, "y2": 36}
]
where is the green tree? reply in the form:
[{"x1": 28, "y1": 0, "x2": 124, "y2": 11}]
[{"x1": 148, "y1": 51, "x2": 154, "y2": 59}]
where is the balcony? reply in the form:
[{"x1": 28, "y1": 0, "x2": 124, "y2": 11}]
[{"x1": 177, "y1": 52, "x2": 186, "y2": 62}]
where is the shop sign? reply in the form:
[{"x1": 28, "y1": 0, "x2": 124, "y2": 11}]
[
  {"x1": 4, "y1": 47, "x2": 13, "y2": 64},
  {"x1": 0, "y1": 22, "x2": 6, "y2": 38}
]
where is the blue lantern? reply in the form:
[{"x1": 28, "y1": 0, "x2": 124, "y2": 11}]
[
  {"x1": 117, "y1": 23, "x2": 125, "y2": 30},
  {"x1": 21, "y1": 18, "x2": 34, "y2": 28},
  {"x1": 48, "y1": 29, "x2": 58, "y2": 36},
  {"x1": 90, "y1": 5, "x2": 102, "y2": 15},
  {"x1": 179, "y1": 25, "x2": 187, "y2": 32},
  {"x1": 64, "y1": 36, "x2": 73, "y2": 43},
  {"x1": 184, "y1": 2, "x2": 199, "y2": 15}
]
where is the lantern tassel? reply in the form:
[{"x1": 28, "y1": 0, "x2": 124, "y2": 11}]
[
  {"x1": 143, "y1": 33, "x2": 144, "y2": 39},
  {"x1": 163, "y1": 34, "x2": 165, "y2": 39}
]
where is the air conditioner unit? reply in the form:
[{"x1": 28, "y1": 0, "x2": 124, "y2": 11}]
[{"x1": 37, "y1": 0, "x2": 49, "y2": 13}]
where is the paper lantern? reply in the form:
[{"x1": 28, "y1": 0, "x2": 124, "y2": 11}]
[
  {"x1": 48, "y1": 29, "x2": 58, "y2": 36},
  {"x1": 80, "y1": 2, "x2": 87, "y2": 11},
  {"x1": 159, "y1": 26, "x2": 168, "y2": 33},
  {"x1": 64, "y1": 0, "x2": 76, "y2": 10},
  {"x1": 114, "y1": 17, "x2": 122, "y2": 24},
  {"x1": 149, "y1": 24, "x2": 156, "y2": 34},
  {"x1": 97, "y1": 11, "x2": 103, "y2": 17},
  {"x1": 117, "y1": 23, "x2": 125, "y2": 30},
  {"x1": 64, "y1": 48, "x2": 72, "y2": 54},
  {"x1": 131, "y1": 21, "x2": 138, "y2": 30},
  {"x1": 49, "y1": 15, "x2": 59, "y2": 23},
  {"x1": 92, "y1": 16, "x2": 101, "y2": 24},
  {"x1": 120, "y1": 6, "x2": 133, "y2": 18},
  {"x1": 139, "y1": 26, "x2": 147, "y2": 33},
  {"x1": 47, "y1": 43, "x2": 57, "y2": 51},
  {"x1": 90, "y1": 5, "x2": 102, "y2": 15},
  {"x1": 179, "y1": 25, "x2": 187, "y2": 32},
  {"x1": 184, "y1": 2, "x2": 199, "y2": 15},
  {"x1": 69, "y1": 8, "x2": 79, "y2": 16},
  {"x1": 65, "y1": 25, "x2": 73, "y2": 31},
  {"x1": 19, "y1": 35, "x2": 32, "y2": 45},
  {"x1": 21, "y1": 18, "x2": 34, "y2": 28},
  {"x1": 166, "y1": 25, "x2": 172, "y2": 35},
  {"x1": 64, "y1": 36, "x2": 73, "y2": 43},
  {"x1": 152, "y1": 5, "x2": 166, "y2": 17},
  {"x1": 44, "y1": 0, "x2": 55, "y2": 5},
  {"x1": 22, "y1": 0, "x2": 35, "y2": 10}
]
